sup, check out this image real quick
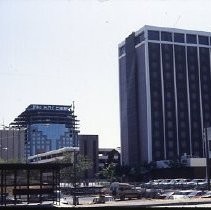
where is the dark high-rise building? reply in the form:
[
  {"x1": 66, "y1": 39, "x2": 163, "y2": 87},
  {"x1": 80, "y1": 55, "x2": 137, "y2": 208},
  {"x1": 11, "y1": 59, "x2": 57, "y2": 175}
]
[
  {"x1": 119, "y1": 25, "x2": 211, "y2": 167},
  {"x1": 78, "y1": 135, "x2": 99, "y2": 179},
  {"x1": 10, "y1": 104, "x2": 79, "y2": 159}
]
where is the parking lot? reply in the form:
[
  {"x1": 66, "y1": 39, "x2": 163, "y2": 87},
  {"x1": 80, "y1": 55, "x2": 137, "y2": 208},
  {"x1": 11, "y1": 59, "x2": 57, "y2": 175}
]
[{"x1": 56, "y1": 178, "x2": 211, "y2": 207}]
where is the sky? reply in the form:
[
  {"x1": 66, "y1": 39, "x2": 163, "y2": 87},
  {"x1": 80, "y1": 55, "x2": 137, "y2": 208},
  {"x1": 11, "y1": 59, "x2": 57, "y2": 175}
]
[{"x1": 0, "y1": 0, "x2": 211, "y2": 148}]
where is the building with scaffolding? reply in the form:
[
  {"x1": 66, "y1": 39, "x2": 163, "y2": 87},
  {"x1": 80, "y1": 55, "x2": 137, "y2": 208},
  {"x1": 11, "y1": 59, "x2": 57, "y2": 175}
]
[{"x1": 10, "y1": 104, "x2": 79, "y2": 160}]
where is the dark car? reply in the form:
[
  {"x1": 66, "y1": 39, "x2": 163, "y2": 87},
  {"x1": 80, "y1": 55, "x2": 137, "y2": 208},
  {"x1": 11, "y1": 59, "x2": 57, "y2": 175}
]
[{"x1": 110, "y1": 183, "x2": 141, "y2": 200}]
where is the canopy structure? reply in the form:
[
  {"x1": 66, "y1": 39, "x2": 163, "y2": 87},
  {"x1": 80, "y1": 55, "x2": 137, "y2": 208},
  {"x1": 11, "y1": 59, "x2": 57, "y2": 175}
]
[{"x1": 0, "y1": 163, "x2": 72, "y2": 206}]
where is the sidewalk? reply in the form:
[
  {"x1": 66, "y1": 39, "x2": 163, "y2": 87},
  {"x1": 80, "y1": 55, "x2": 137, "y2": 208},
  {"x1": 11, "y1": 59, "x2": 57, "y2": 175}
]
[{"x1": 55, "y1": 197, "x2": 211, "y2": 208}]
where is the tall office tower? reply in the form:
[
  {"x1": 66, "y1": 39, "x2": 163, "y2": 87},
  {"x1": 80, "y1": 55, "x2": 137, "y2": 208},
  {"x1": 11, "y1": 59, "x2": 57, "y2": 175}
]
[
  {"x1": 10, "y1": 104, "x2": 79, "y2": 159},
  {"x1": 119, "y1": 25, "x2": 211, "y2": 167}
]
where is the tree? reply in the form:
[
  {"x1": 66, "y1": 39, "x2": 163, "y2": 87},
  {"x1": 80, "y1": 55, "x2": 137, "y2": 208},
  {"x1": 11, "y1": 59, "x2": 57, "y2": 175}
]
[
  {"x1": 100, "y1": 163, "x2": 118, "y2": 182},
  {"x1": 59, "y1": 151, "x2": 93, "y2": 186}
]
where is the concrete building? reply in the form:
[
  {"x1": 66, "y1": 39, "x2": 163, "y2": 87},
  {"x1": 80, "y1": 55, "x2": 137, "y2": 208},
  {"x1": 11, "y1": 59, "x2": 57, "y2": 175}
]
[
  {"x1": 0, "y1": 127, "x2": 25, "y2": 162},
  {"x1": 10, "y1": 104, "x2": 79, "y2": 159},
  {"x1": 119, "y1": 25, "x2": 211, "y2": 167}
]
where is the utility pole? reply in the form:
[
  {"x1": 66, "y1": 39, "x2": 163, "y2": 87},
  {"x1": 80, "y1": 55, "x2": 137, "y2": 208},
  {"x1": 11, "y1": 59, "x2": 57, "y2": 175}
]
[
  {"x1": 72, "y1": 101, "x2": 77, "y2": 206},
  {"x1": 204, "y1": 127, "x2": 210, "y2": 191}
]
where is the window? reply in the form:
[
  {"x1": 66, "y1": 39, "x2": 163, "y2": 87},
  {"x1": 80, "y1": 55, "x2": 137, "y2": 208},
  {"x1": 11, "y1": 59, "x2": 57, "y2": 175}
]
[
  {"x1": 180, "y1": 121, "x2": 186, "y2": 128},
  {"x1": 154, "y1": 121, "x2": 160, "y2": 128},
  {"x1": 161, "y1": 31, "x2": 172, "y2": 41},
  {"x1": 204, "y1": 104, "x2": 209, "y2": 111},
  {"x1": 190, "y1": 74, "x2": 196, "y2": 81},
  {"x1": 174, "y1": 33, "x2": 185, "y2": 43},
  {"x1": 202, "y1": 75, "x2": 208, "y2": 81},
  {"x1": 168, "y1": 151, "x2": 174, "y2": 157},
  {"x1": 203, "y1": 84, "x2": 208, "y2": 91},
  {"x1": 193, "y1": 141, "x2": 199, "y2": 147},
  {"x1": 186, "y1": 34, "x2": 197, "y2": 44},
  {"x1": 193, "y1": 121, "x2": 198, "y2": 128},
  {"x1": 190, "y1": 84, "x2": 197, "y2": 91},
  {"x1": 177, "y1": 72, "x2": 183, "y2": 80},
  {"x1": 166, "y1": 101, "x2": 172, "y2": 108},
  {"x1": 168, "y1": 141, "x2": 174, "y2": 148},
  {"x1": 179, "y1": 112, "x2": 185, "y2": 118},
  {"x1": 204, "y1": 94, "x2": 209, "y2": 100},
  {"x1": 167, "y1": 121, "x2": 173, "y2": 128},
  {"x1": 164, "y1": 62, "x2": 171, "y2": 69},
  {"x1": 199, "y1": 35, "x2": 209, "y2": 45},
  {"x1": 181, "y1": 131, "x2": 186, "y2": 138},
  {"x1": 166, "y1": 92, "x2": 172, "y2": 99},
  {"x1": 201, "y1": 66, "x2": 208, "y2": 73},
  {"x1": 191, "y1": 93, "x2": 197, "y2": 100},
  {"x1": 154, "y1": 131, "x2": 160, "y2": 138},
  {"x1": 189, "y1": 65, "x2": 195, "y2": 72},
  {"x1": 154, "y1": 140, "x2": 160, "y2": 147},
  {"x1": 154, "y1": 111, "x2": 160, "y2": 118},
  {"x1": 167, "y1": 130, "x2": 173, "y2": 138},
  {"x1": 153, "y1": 91, "x2": 159, "y2": 97},
  {"x1": 181, "y1": 141, "x2": 186, "y2": 148},
  {"x1": 153, "y1": 101, "x2": 159, "y2": 108},
  {"x1": 155, "y1": 151, "x2": 161, "y2": 158},
  {"x1": 151, "y1": 71, "x2": 158, "y2": 78},
  {"x1": 165, "y1": 72, "x2": 171, "y2": 80},
  {"x1": 148, "y1": 30, "x2": 159, "y2": 40},
  {"x1": 177, "y1": 64, "x2": 183, "y2": 70}
]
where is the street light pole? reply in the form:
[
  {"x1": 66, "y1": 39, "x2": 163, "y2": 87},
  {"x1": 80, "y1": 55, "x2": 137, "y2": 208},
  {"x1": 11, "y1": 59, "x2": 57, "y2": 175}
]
[
  {"x1": 204, "y1": 127, "x2": 210, "y2": 191},
  {"x1": 72, "y1": 101, "x2": 77, "y2": 206}
]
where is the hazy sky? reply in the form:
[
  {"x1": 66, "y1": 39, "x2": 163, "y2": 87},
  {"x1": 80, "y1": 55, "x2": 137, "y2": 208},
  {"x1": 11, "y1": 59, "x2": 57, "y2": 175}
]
[{"x1": 0, "y1": 0, "x2": 210, "y2": 148}]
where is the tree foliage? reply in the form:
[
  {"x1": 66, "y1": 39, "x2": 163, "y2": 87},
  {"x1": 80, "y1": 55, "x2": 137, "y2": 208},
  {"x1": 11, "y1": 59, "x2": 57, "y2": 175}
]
[{"x1": 59, "y1": 152, "x2": 93, "y2": 185}]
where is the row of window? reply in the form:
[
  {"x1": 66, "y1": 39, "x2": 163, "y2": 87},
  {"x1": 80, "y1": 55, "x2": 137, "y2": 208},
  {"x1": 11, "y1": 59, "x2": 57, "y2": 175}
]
[{"x1": 148, "y1": 30, "x2": 211, "y2": 45}]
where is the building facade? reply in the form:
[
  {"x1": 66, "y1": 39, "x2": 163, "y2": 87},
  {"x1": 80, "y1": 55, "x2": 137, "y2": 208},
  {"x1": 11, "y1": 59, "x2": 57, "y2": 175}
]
[
  {"x1": 0, "y1": 128, "x2": 25, "y2": 162},
  {"x1": 10, "y1": 104, "x2": 79, "y2": 159},
  {"x1": 98, "y1": 148, "x2": 121, "y2": 171},
  {"x1": 119, "y1": 25, "x2": 211, "y2": 166},
  {"x1": 78, "y1": 135, "x2": 99, "y2": 179},
  {"x1": 28, "y1": 135, "x2": 99, "y2": 179}
]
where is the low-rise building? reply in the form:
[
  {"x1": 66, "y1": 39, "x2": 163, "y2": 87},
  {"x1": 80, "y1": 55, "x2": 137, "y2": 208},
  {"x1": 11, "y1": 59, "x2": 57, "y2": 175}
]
[{"x1": 98, "y1": 147, "x2": 121, "y2": 170}]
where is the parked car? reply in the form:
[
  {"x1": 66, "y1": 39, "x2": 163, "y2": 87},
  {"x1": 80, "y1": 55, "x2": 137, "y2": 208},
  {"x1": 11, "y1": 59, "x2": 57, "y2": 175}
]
[
  {"x1": 201, "y1": 191, "x2": 211, "y2": 198},
  {"x1": 158, "y1": 179, "x2": 172, "y2": 189},
  {"x1": 187, "y1": 190, "x2": 205, "y2": 198},
  {"x1": 110, "y1": 182, "x2": 141, "y2": 200},
  {"x1": 183, "y1": 179, "x2": 206, "y2": 189},
  {"x1": 168, "y1": 179, "x2": 184, "y2": 189},
  {"x1": 174, "y1": 179, "x2": 192, "y2": 189},
  {"x1": 195, "y1": 179, "x2": 208, "y2": 190},
  {"x1": 151, "y1": 179, "x2": 164, "y2": 189},
  {"x1": 168, "y1": 190, "x2": 195, "y2": 199},
  {"x1": 156, "y1": 191, "x2": 175, "y2": 199},
  {"x1": 91, "y1": 195, "x2": 114, "y2": 204}
]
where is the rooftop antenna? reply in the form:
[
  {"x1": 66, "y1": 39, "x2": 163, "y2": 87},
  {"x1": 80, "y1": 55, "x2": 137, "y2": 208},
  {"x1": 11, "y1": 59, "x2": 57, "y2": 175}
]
[
  {"x1": 72, "y1": 101, "x2": 75, "y2": 113},
  {"x1": 173, "y1": 15, "x2": 181, "y2": 27}
]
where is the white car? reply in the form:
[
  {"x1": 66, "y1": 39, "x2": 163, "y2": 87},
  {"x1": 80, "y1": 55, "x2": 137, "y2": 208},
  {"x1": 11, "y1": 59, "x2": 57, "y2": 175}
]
[
  {"x1": 91, "y1": 195, "x2": 114, "y2": 204},
  {"x1": 60, "y1": 197, "x2": 68, "y2": 204},
  {"x1": 169, "y1": 190, "x2": 195, "y2": 199}
]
